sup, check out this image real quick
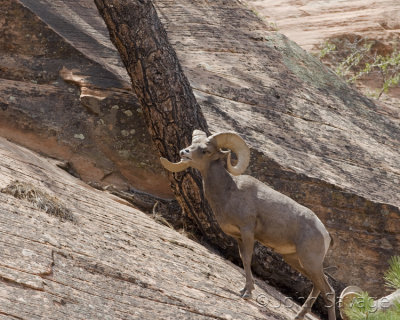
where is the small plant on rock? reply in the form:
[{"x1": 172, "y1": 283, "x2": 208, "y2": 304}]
[
  {"x1": 318, "y1": 35, "x2": 400, "y2": 99},
  {"x1": 1, "y1": 180, "x2": 75, "y2": 222},
  {"x1": 384, "y1": 256, "x2": 400, "y2": 290},
  {"x1": 345, "y1": 256, "x2": 400, "y2": 320}
]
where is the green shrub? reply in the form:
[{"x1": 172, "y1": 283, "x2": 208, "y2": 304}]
[
  {"x1": 384, "y1": 256, "x2": 400, "y2": 290},
  {"x1": 345, "y1": 256, "x2": 400, "y2": 320},
  {"x1": 345, "y1": 293, "x2": 400, "y2": 320},
  {"x1": 318, "y1": 36, "x2": 400, "y2": 99}
]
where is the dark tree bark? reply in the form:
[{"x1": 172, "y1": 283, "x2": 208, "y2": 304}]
[{"x1": 93, "y1": 0, "x2": 236, "y2": 252}]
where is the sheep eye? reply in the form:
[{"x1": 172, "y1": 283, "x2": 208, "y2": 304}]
[{"x1": 202, "y1": 150, "x2": 207, "y2": 154}]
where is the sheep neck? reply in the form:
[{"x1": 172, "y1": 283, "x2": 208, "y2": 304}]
[{"x1": 201, "y1": 159, "x2": 235, "y2": 215}]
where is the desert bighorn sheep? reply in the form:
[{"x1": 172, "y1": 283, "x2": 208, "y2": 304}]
[{"x1": 160, "y1": 130, "x2": 336, "y2": 320}]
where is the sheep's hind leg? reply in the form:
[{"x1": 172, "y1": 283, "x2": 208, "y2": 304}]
[
  {"x1": 295, "y1": 287, "x2": 320, "y2": 320},
  {"x1": 309, "y1": 271, "x2": 336, "y2": 320},
  {"x1": 296, "y1": 249, "x2": 336, "y2": 320},
  {"x1": 237, "y1": 229, "x2": 255, "y2": 299},
  {"x1": 283, "y1": 253, "x2": 320, "y2": 320}
]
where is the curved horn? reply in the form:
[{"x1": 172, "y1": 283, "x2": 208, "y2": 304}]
[
  {"x1": 208, "y1": 132, "x2": 250, "y2": 176},
  {"x1": 160, "y1": 157, "x2": 190, "y2": 173},
  {"x1": 339, "y1": 286, "x2": 363, "y2": 319}
]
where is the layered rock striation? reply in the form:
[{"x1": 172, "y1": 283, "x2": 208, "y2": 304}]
[
  {"x1": 0, "y1": 0, "x2": 172, "y2": 198},
  {"x1": 0, "y1": 136, "x2": 313, "y2": 319}
]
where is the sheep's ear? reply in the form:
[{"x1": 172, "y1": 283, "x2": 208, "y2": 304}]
[
  {"x1": 210, "y1": 150, "x2": 230, "y2": 161},
  {"x1": 220, "y1": 149, "x2": 231, "y2": 159}
]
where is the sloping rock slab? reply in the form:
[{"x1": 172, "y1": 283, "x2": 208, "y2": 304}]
[
  {"x1": 245, "y1": 0, "x2": 400, "y2": 52},
  {"x1": 152, "y1": 0, "x2": 400, "y2": 296},
  {"x1": 245, "y1": 0, "x2": 400, "y2": 134},
  {"x1": 11, "y1": 0, "x2": 400, "y2": 299},
  {"x1": 0, "y1": 137, "x2": 315, "y2": 320},
  {"x1": 0, "y1": 0, "x2": 172, "y2": 198}
]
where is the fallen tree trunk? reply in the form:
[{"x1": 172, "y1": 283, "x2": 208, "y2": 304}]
[{"x1": 93, "y1": 0, "x2": 236, "y2": 252}]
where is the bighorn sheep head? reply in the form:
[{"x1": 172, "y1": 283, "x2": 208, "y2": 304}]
[{"x1": 160, "y1": 130, "x2": 250, "y2": 176}]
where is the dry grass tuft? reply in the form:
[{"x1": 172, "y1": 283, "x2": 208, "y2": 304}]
[
  {"x1": 152, "y1": 201, "x2": 174, "y2": 229},
  {"x1": 1, "y1": 180, "x2": 75, "y2": 222}
]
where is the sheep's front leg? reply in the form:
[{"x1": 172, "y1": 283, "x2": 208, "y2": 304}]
[{"x1": 237, "y1": 229, "x2": 255, "y2": 299}]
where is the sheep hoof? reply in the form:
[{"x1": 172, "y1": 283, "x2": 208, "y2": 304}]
[
  {"x1": 240, "y1": 290, "x2": 252, "y2": 299},
  {"x1": 241, "y1": 292, "x2": 252, "y2": 299}
]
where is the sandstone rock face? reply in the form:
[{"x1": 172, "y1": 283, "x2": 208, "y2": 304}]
[
  {"x1": 246, "y1": 0, "x2": 400, "y2": 51},
  {"x1": 152, "y1": 0, "x2": 400, "y2": 298},
  {"x1": 0, "y1": 0, "x2": 172, "y2": 198},
  {"x1": 0, "y1": 137, "x2": 314, "y2": 320},
  {"x1": 2, "y1": 0, "x2": 399, "y2": 306},
  {"x1": 245, "y1": 0, "x2": 400, "y2": 117}
]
